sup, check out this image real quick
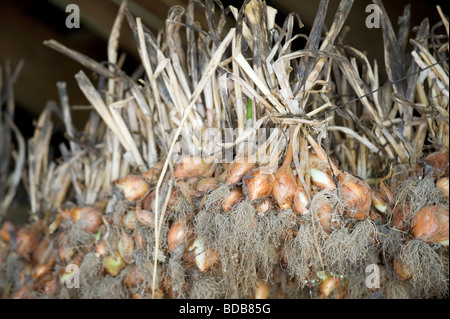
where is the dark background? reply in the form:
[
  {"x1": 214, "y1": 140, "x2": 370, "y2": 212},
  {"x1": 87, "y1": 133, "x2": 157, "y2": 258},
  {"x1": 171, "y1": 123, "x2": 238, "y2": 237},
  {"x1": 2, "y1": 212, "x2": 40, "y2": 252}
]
[{"x1": 0, "y1": 0, "x2": 447, "y2": 140}]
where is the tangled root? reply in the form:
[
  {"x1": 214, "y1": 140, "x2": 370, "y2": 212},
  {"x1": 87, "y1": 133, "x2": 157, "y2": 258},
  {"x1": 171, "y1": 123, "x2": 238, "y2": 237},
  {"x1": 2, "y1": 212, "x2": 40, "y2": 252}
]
[
  {"x1": 170, "y1": 191, "x2": 195, "y2": 221},
  {"x1": 284, "y1": 220, "x2": 325, "y2": 284},
  {"x1": 79, "y1": 252, "x2": 103, "y2": 286},
  {"x1": 395, "y1": 176, "x2": 449, "y2": 219},
  {"x1": 376, "y1": 225, "x2": 405, "y2": 260},
  {"x1": 189, "y1": 276, "x2": 225, "y2": 299},
  {"x1": 3, "y1": 253, "x2": 23, "y2": 290},
  {"x1": 66, "y1": 222, "x2": 96, "y2": 249},
  {"x1": 164, "y1": 257, "x2": 187, "y2": 298},
  {"x1": 202, "y1": 184, "x2": 229, "y2": 212},
  {"x1": 79, "y1": 270, "x2": 129, "y2": 299},
  {"x1": 398, "y1": 240, "x2": 448, "y2": 298},
  {"x1": 322, "y1": 220, "x2": 378, "y2": 276},
  {"x1": 194, "y1": 198, "x2": 295, "y2": 298},
  {"x1": 385, "y1": 280, "x2": 413, "y2": 299}
]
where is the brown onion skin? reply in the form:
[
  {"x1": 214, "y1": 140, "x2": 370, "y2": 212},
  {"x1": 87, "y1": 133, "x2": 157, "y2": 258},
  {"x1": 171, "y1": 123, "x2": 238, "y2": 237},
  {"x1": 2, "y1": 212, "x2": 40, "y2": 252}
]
[
  {"x1": 371, "y1": 191, "x2": 388, "y2": 214},
  {"x1": 411, "y1": 205, "x2": 449, "y2": 245},
  {"x1": 293, "y1": 186, "x2": 309, "y2": 215},
  {"x1": 95, "y1": 239, "x2": 108, "y2": 257},
  {"x1": 227, "y1": 158, "x2": 256, "y2": 185},
  {"x1": 32, "y1": 264, "x2": 51, "y2": 280},
  {"x1": 184, "y1": 237, "x2": 219, "y2": 273},
  {"x1": 253, "y1": 280, "x2": 270, "y2": 299},
  {"x1": 0, "y1": 221, "x2": 16, "y2": 244},
  {"x1": 70, "y1": 207, "x2": 103, "y2": 233},
  {"x1": 14, "y1": 227, "x2": 39, "y2": 261},
  {"x1": 243, "y1": 169, "x2": 274, "y2": 201},
  {"x1": 416, "y1": 150, "x2": 449, "y2": 179},
  {"x1": 124, "y1": 266, "x2": 144, "y2": 289},
  {"x1": 167, "y1": 215, "x2": 194, "y2": 258},
  {"x1": 122, "y1": 210, "x2": 137, "y2": 230},
  {"x1": 317, "y1": 203, "x2": 333, "y2": 233},
  {"x1": 173, "y1": 156, "x2": 215, "y2": 179},
  {"x1": 256, "y1": 198, "x2": 272, "y2": 215},
  {"x1": 436, "y1": 177, "x2": 449, "y2": 199},
  {"x1": 115, "y1": 175, "x2": 150, "y2": 201},
  {"x1": 394, "y1": 257, "x2": 412, "y2": 281},
  {"x1": 118, "y1": 230, "x2": 135, "y2": 263},
  {"x1": 195, "y1": 178, "x2": 220, "y2": 195},
  {"x1": 273, "y1": 166, "x2": 297, "y2": 210},
  {"x1": 319, "y1": 275, "x2": 341, "y2": 298},
  {"x1": 392, "y1": 204, "x2": 410, "y2": 231},
  {"x1": 222, "y1": 188, "x2": 245, "y2": 212},
  {"x1": 339, "y1": 173, "x2": 372, "y2": 220},
  {"x1": 32, "y1": 236, "x2": 55, "y2": 267},
  {"x1": 136, "y1": 208, "x2": 155, "y2": 227},
  {"x1": 141, "y1": 160, "x2": 164, "y2": 184}
]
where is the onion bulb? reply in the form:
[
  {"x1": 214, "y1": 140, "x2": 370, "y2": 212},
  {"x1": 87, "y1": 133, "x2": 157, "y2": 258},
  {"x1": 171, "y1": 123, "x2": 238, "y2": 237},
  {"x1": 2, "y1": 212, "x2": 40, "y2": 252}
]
[
  {"x1": 173, "y1": 156, "x2": 215, "y2": 179},
  {"x1": 136, "y1": 208, "x2": 155, "y2": 227},
  {"x1": 0, "y1": 221, "x2": 15, "y2": 244},
  {"x1": 103, "y1": 252, "x2": 126, "y2": 276},
  {"x1": 436, "y1": 177, "x2": 449, "y2": 199},
  {"x1": 118, "y1": 230, "x2": 134, "y2": 263},
  {"x1": 32, "y1": 264, "x2": 51, "y2": 280},
  {"x1": 256, "y1": 198, "x2": 272, "y2": 215},
  {"x1": 122, "y1": 210, "x2": 137, "y2": 230},
  {"x1": 195, "y1": 177, "x2": 220, "y2": 195},
  {"x1": 141, "y1": 160, "x2": 164, "y2": 184},
  {"x1": 273, "y1": 137, "x2": 297, "y2": 209},
  {"x1": 411, "y1": 205, "x2": 449, "y2": 245},
  {"x1": 227, "y1": 157, "x2": 256, "y2": 185},
  {"x1": 222, "y1": 187, "x2": 244, "y2": 212},
  {"x1": 114, "y1": 175, "x2": 150, "y2": 201},
  {"x1": 317, "y1": 203, "x2": 333, "y2": 233},
  {"x1": 392, "y1": 204, "x2": 409, "y2": 230},
  {"x1": 310, "y1": 168, "x2": 335, "y2": 190},
  {"x1": 243, "y1": 169, "x2": 274, "y2": 201},
  {"x1": 124, "y1": 265, "x2": 144, "y2": 288},
  {"x1": 339, "y1": 172, "x2": 372, "y2": 220},
  {"x1": 416, "y1": 150, "x2": 449, "y2": 178},
  {"x1": 14, "y1": 227, "x2": 38, "y2": 260},
  {"x1": 293, "y1": 184, "x2": 310, "y2": 215},
  {"x1": 319, "y1": 275, "x2": 341, "y2": 298},
  {"x1": 253, "y1": 280, "x2": 270, "y2": 299},
  {"x1": 393, "y1": 257, "x2": 412, "y2": 281},
  {"x1": 371, "y1": 191, "x2": 388, "y2": 213},
  {"x1": 167, "y1": 215, "x2": 193, "y2": 258},
  {"x1": 70, "y1": 206, "x2": 103, "y2": 233},
  {"x1": 95, "y1": 239, "x2": 108, "y2": 257},
  {"x1": 32, "y1": 236, "x2": 54, "y2": 266},
  {"x1": 184, "y1": 236, "x2": 219, "y2": 273}
]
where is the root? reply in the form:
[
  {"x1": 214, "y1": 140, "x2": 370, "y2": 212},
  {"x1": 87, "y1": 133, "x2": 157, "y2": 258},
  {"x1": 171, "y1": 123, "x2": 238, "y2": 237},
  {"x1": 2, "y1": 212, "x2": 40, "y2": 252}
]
[
  {"x1": 189, "y1": 276, "x2": 225, "y2": 299},
  {"x1": 194, "y1": 199, "x2": 294, "y2": 298},
  {"x1": 395, "y1": 176, "x2": 449, "y2": 219},
  {"x1": 164, "y1": 257, "x2": 187, "y2": 298},
  {"x1": 323, "y1": 220, "x2": 378, "y2": 276},
  {"x1": 284, "y1": 220, "x2": 325, "y2": 283},
  {"x1": 399, "y1": 240, "x2": 448, "y2": 298},
  {"x1": 376, "y1": 225, "x2": 404, "y2": 260},
  {"x1": 79, "y1": 271, "x2": 129, "y2": 299},
  {"x1": 66, "y1": 222, "x2": 96, "y2": 248},
  {"x1": 79, "y1": 252, "x2": 103, "y2": 286}
]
